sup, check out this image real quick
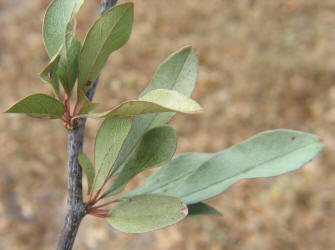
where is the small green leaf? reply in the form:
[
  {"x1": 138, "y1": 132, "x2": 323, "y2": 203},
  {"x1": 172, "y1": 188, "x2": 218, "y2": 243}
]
[
  {"x1": 75, "y1": 93, "x2": 99, "y2": 114},
  {"x1": 5, "y1": 93, "x2": 65, "y2": 118},
  {"x1": 57, "y1": 23, "x2": 81, "y2": 95},
  {"x1": 93, "y1": 117, "x2": 132, "y2": 191},
  {"x1": 83, "y1": 89, "x2": 202, "y2": 118},
  {"x1": 123, "y1": 130, "x2": 323, "y2": 205},
  {"x1": 78, "y1": 2, "x2": 134, "y2": 94},
  {"x1": 110, "y1": 46, "x2": 199, "y2": 176},
  {"x1": 108, "y1": 194, "x2": 188, "y2": 233},
  {"x1": 187, "y1": 202, "x2": 222, "y2": 218},
  {"x1": 80, "y1": 102, "x2": 99, "y2": 115},
  {"x1": 103, "y1": 126, "x2": 177, "y2": 197},
  {"x1": 40, "y1": 48, "x2": 62, "y2": 99},
  {"x1": 78, "y1": 152, "x2": 95, "y2": 194},
  {"x1": 43, "y1": 0, "x2": 84, "y2": 58}
]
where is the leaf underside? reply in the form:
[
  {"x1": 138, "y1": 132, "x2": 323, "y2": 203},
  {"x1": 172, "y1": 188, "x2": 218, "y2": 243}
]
[
  {"x1": 93, "y1": 117, "x2": 132, "y2": 191},
  {"x1": 108, "y1": 194, "x2": 187, "y2": 233},
  {"x1": 43, "y1": 0, "x2": 84, "y2": 58},
  {"x1": 121, "y1": 129, "x2": 323, "y2": 204},
  {"x1": 187, "y1": 202, "x2": 222, "y2": 218}
]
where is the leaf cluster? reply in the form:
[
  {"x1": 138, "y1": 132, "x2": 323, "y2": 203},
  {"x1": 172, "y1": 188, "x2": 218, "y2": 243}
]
[{"x1": 4, "y1": 1, "x2": 324, "y2": 234}]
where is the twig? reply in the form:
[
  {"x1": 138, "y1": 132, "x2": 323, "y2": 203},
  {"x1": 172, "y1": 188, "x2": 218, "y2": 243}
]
[{"x1": 56, "y1": 1, "x2": 118, "y2": 249}]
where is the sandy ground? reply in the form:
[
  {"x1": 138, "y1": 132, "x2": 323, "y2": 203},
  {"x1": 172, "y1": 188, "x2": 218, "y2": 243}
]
[{"x1": 0, "y1": 0, "x2": 334, "y2": 249}]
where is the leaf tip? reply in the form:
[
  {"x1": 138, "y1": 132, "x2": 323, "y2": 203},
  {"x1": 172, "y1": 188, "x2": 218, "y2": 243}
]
[
  {"x1": 181, "y1": 206, "x2": 188, "y2": 217},
  {"x1": 4, "y1": 104, "x2": 16, "y2": 114},
  {"x1": 195, "y1": 105, "x2": 204, "y2": 113}
]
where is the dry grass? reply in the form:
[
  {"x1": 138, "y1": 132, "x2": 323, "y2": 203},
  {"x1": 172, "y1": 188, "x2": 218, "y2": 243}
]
[{"x1": 1, "y1": 0, "x2": 334, "y2": 249}]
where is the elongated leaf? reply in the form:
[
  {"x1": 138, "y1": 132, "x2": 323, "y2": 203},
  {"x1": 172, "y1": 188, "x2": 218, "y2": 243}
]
[
  {"x1": 103, "y1": 126, "x2": 177, "y2": 197},
  {"x1": 5, "y1": 93, "x2": 65, "y2": 118},
  {"x1": 93, "y1": 117, "x2": 132, "y2": 191},
  {"x1": 57, "y1": 23, "x2": 81, "y2": 95},
  {"x1": 78, "y1": 152, "x2": 95, "y2": 194},
  {"x1": 40, "y1": 49, "x2": 62, "y2": 99},
  {"x1": 187, "y1": 202, "x2": 222, "y2": 218},
  {"x1": 123, "y1": 130, "x2": 323, "y2": 204},
  {"x1": 83, "y1": 89, "x2": 202, "y2": 118},
  {"x1": 78, "y1": 2, "x2": 134, "y2": 93},
  {"x1": 110, "y1": 46, "x2": 199, "y2": 176},
  {"x1": 43, "y1": 0, "x2": 84, "y2": 58},
  {"x1": 108, "y1": 194, "x2": 188, "y2": 233}
]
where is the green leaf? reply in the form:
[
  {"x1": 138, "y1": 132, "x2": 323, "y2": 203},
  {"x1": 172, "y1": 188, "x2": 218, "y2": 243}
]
[
  {"x1": 103, "y1": 126, "x2": 177, "y2": 197},
  {"x1": 57, "y1": 23, "x2": 81, "y2": 95},
  {"x1": 93, "y1": 117, "x2": 132, "y2": 191},
  {"x1": 40, "y1": 49, "x2": 62, "y2": 99},
  {"x1": 79, "y1": 102, "x2": 99, "y2": 115},
  {"x1": 43, "y1": 0, "x2": 84, "y2": 58},
  {"x1": 78, "y1": 2, "x2": 134, "y2": 94},
  {"x1": 120, "y1": 153, "x2": 213, "y2": 199},
  {"x1": 108, "y1": 194, "x2": 188, "y2": 233},
  {"x1": 78, "y1": 152, "x2": 95, "y2": 194},
  {"x1": 5, "y1": 93, "x2": 65, "y2": 118},
  {"x1": 75, "y1": 93, "x2": 99, "y2": 114},
  {"x1": 83, "y1": 89, "x2": 202, "y2": 118},
  {"x1": 123, "y1": 130, "x2": 323, "y2": 204},
  {"x1": 110, "y1": 46, "x2": 199, "y2": 176},
  {"x1": 187, "y1": 202, "x2": 222, "y2": 218}
]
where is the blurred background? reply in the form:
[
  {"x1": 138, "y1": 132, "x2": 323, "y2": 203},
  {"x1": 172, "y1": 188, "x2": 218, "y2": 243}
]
[{"x1": 0, "y1": 0, "x2": 334, "y2": 249}]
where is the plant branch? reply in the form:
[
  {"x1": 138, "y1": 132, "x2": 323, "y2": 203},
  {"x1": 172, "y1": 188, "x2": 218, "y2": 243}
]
[
  {"x1": 57, "y1": 1, "x2": 118, "y2": 249},
  {"x1": 101, "y1": 0, "x2": 118, "y2": 14},
  {"x1": 57, "y1": 126, "x2": 86, "y2": 250}
]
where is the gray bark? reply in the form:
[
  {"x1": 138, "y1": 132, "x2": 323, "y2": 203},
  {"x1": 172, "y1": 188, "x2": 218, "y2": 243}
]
[{"x1": 56, "y1": 1, "x2": 118, "y2": 249}]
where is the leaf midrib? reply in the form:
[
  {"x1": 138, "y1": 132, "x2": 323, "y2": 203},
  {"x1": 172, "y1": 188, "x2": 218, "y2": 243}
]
[
  {"x1": 111, "y1": 139, "x2": 175, "y2": 193},
  {"x1": 94, "y1": 119, "x2": 132, "y2": 190},
  {"x1": 82, "y1": 4, "x2": 132, "y2": 87},
  {"x1": 127, "y1": 158, "x2": 207, "y2": 196},
  {"x1": 135, "y1": 142, "x2": 316, "y2": 197},
  {"x1": 179, "y1": 142, "x2": 319, "y2": 199}
]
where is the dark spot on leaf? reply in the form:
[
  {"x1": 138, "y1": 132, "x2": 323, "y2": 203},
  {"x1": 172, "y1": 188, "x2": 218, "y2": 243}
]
[
  {"x1": 291, "y1": 136, "x2": 296, "y2": 141},
  {"x1": 163, "y1": 189, "x2": 167, "y2": 193}
]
